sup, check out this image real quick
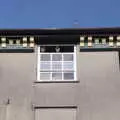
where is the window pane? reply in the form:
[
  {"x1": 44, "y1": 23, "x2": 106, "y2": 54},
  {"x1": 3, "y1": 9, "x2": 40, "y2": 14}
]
[
  {"x1": 52, "y1": 73, "x2": 62, "y2": 80},
  {"x1": 40, "y1": 46, "x2": 46, "y2": 52},
  {"x1": 63, "y1": 54, "x2": 73, "y2": 61},
  {"x1": 64, "y1": 73, "x2": 74, "y2": 80},
  {"x1": 40, "y1": 46, "x2": 74, "y2": 52},
  {"x1": 52, "y1": 54, "x2": 62, "y2": 61},
  {"x1": 40, "y1": 72, "x2": 51, "y2": 80},
  {"x1": 63, "y1": 62, "x2": 74, "y2": 70},
  {"x1": 40, "y1": 54, "x2": 50, "y2": 61},
  {"x1": 52, "y1": 62, "x2": 62, "y2": 70},
  {"x1": 62, "y1": 46, "x2": 74, "y2": 52},
  {"x1": 40, "y1": 62, "x2": 51, "y2": 71}
]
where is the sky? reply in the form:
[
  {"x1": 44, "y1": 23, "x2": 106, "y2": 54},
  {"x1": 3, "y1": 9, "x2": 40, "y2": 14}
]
[{"x1": 0, "y1": 0, "x2": 120, "y2": 28}]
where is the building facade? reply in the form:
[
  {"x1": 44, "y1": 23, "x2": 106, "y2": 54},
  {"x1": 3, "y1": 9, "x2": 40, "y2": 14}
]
[{"x1": 0, "y1": 28, "x2": 120, "y2": 120}]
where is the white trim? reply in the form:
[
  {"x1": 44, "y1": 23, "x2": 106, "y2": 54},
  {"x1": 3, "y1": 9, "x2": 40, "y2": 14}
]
[
  {"x1": 74, "y1": 46, "x2": 77, "y2": 80},
  {"x1": 62, "y1": 54, "x2": 63, "y2": 80},
  {"x1": 39, "y1": 52, "x2": 74, "y2": 54},
  {"x1": 37, "y1": 46, "x2": 40, "y2": 81},
  {"x1": 50, "y1": 54, "x2": 52, "y2": 80}
]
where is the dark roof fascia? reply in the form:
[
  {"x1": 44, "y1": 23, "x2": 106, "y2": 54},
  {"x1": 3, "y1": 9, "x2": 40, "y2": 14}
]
[{"x1": 0, "y1": 27, "x2": 120, "y2": 36}]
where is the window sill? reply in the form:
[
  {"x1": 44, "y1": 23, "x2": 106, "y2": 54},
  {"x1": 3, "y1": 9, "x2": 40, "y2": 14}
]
[{"x1": 34, "y1": 80, "x2": 80, "y2": 83}]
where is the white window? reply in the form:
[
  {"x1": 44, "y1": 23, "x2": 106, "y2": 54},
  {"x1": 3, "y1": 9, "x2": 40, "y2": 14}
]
[{"x1": 37, "y1": 45, "x2": 77, "y2": 81}]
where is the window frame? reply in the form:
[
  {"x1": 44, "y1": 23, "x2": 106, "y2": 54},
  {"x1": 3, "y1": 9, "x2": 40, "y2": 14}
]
[{"x1": 37, "y1": 45, "x2": 77, "y2": 82}]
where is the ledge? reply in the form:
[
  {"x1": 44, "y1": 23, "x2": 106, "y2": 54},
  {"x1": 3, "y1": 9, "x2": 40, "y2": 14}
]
[
  {"x1": 34, "y1": 106, "x2": 77, "y2": 109},
  {"x1": 34, "y1": 80, "x2": 80, "y2": 83}
]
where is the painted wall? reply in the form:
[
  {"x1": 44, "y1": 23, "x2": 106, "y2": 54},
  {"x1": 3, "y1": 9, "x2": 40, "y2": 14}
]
[
  {"x1": 0, "y1": 46, "x2": 120, "y2": 120},
  {"x1": 0, "y1": 52, "x2": 36, "y2": 120}
]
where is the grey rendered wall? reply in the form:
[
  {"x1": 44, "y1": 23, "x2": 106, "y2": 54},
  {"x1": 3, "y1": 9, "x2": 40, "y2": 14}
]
[
  {"x1": 77, "y1": 51, "x2": 120, "y2": 120},
  {"x1": 34, "y1": 46, "x2": 120, "y2": 120},
  {"x1": 0, "y1": 47, "x2": 120, "y2": 120},
  {"x1": 0, "y1": 105, "x2": 7, "y2": 120},
  {"x1": 0, "y1": 53, "x2": 36, "y2": 120}
]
